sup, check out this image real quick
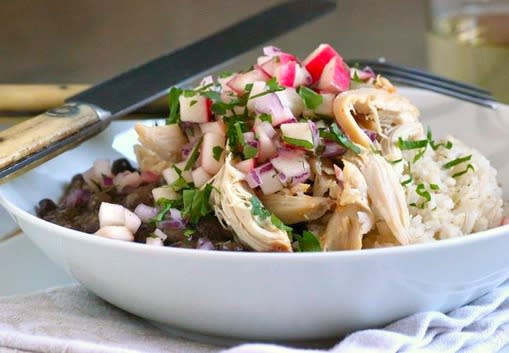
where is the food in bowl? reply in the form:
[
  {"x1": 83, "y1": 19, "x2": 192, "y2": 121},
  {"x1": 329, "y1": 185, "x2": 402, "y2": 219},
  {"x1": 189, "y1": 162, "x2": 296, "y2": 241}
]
[{"x1": 36, "y1": 44, "x2": 505, "y2": 252}]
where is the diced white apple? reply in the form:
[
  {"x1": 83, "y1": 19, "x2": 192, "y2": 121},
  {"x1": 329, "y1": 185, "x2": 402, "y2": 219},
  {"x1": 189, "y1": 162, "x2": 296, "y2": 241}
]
[
  {"x1": 280, "y1": 122, "x2": 315, "y2": 150},
  {"x1": 246, "y1": 81, "x2": 268, "y2": 112},
  {"x1": 146, "y1": 237, "x2": 164, "y2": 246},
  {"x1": 99, "y1": 202, "x2": 126, "y2": 228},
  {"x1": 226, "y1": 68, "x2": 270, "y2": 95},
  {"x1": 179, "y1": 95, "x2": 211, "y2": 123},
  {"x1": 302, "y1": 43, "x2": 339, "y2": 83},
  {"x1": 124, "y1": 208, "x2": 142, "y2": 234},
  {"x1": 200, "y1": 120, "x2": 226, "y2": 136},
  {"x1": 191, "y1": 166, "x2": 213, "y2": 188},
  {"x1": 276, "y1": 61, "x2": 296, "y2": 87},
  {"x1": 257, "y1": 131, "x2": 277, "y2": 163},
  {"x1": 314, "y1": 93, "x2": 335, "y2": 116},
  {"x1": 259, "y1": 166, "x2": 284, "y2": 195},
  {"x1": 152, "y1": 186, "x2": 180, "y2": 202},
  {"x1": 95, "y1": 226, "x2": 134, "y2": 242},
  {"x1": 162, "y1": 161, "x2": 192, "y2": 185},
  {"x1": 276, "y1": 88, "x2": 304, "y2": 117},
  {"x1": 235, "y1": 158, "x2": 256, "y2": 173},
  {"x1": 317, "y1": 56, "x2": 351, "y2": 94},
  {"x1": 271, "y1": 106, "x2": 297, "y2": 127},
  {"x1": 200, "y1": 132, "x2": 226, "y2": 174}
]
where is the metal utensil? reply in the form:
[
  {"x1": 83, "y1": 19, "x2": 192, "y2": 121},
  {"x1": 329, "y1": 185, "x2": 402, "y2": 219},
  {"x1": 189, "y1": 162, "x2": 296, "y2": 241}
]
[
  {"x1": 347, "y1": 59, "x2": 498, "y2": 109},
  {"x1": 0, "y1": 0, "x2": 335, "y2": 182}
]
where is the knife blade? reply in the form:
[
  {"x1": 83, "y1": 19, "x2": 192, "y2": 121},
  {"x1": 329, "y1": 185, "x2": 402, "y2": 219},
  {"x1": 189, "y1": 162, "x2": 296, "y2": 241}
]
[{"x1": 0, "y1": 0, "x2": 335, "y2": 182}]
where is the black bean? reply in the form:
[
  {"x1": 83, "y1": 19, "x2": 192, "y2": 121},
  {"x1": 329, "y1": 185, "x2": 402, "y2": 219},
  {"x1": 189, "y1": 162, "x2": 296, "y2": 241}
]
[
  {"x1": 36, "y1": 199, "x2": 57, "y2": 216},
  {"x1": 111, "y1": 158, "x2": 136, "y2": 175}
]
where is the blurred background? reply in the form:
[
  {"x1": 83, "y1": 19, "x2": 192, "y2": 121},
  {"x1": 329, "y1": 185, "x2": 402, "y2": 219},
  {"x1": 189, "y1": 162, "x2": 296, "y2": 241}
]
[{"x1": 0, "y1": 0, "x2": 427, "y2": 83}]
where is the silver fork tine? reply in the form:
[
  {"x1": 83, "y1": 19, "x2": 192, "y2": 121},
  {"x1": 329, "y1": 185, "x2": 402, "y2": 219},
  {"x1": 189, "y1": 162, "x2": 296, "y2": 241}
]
[{"x1": 346, "y1": 59, "x2": 498, "y2": 109}]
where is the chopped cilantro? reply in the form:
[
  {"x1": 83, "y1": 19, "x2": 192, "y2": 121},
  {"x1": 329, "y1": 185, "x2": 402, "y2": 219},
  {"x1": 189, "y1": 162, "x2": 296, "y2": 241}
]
[
  {"x1": 398, "y1": 138, "x2": 428, "y2": 150},
  {"x1": 258, "y1": 113, "x2": 272, "y2": 123},
  {"x1": 183, "y1": 229, "x2": 195, "y2": 238},
  {"x1": 413, "y1": 147, "x2": 427, "y2": 163},
  {"x1": 152, "y1": 198, "x2": 182, "y2": 223},
  {"x1": 250, "y1": 196, "x2": 292, "y2": 233},
  {"x1": 429, "y1": 183, "x2": 440, "y2": 190},
  {"x1": 242, "y1": 144, "x2": 258, "y2": 159},
  {"x1": 351, "y1": 70, "x2": 364, "y2": 83},
  {"x1": 212, "y1": 146, "x2": 224, "y2": 161},
  {"x1": 218, "y1": 71, "x2": 233, "y2": 78},
  {"x1": 427, "y1": 130, "x2": 453, "y2": 150},
  {"x1": 443, "y1": 155, "x2": 472, "y2": 169},
  {"x1": 298, "y1": 87, "x2": 323, "y2": 110},
  {"x1": 294, "y1": 231, "x2": 321, "y2": 252},
  {"x1": 452, "y1": 163, "x2": 475, "y2": 178},
  {"x1": 184, "y1": 137, "x2": 203, "y2": 171},
  {"x1": 320, "y1": 123, "x2": 361, "y2": 154},
  {"x1": 249, "y1": 78, "x2": 284, "y2": 99},
  {"x1": 416, "y1": 183, "x2": 431, "y2": 202},
  {"x1": 166, "y1": 87, "x2": 182, "y2": 125},
  {"x1": 182, "y1": 89, "x2": 196, "y2": 97},
  {"x1": 181, "y1": 184, "x2": 214, "y2": 224},
  {"x1": 282, "y1": 136, "x2": 314, "y2": 149},
  {"x1": 171, "y1": 165, "x2": 192, "y2": 190}
]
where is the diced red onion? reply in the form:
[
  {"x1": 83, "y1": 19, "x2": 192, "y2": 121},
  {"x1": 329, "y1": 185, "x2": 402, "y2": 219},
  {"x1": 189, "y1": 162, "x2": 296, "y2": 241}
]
[
  {"x1": 134, "y1": 203, "x2": 158, "y2": 222},
  {"x1": 247, "y1": 140, "x2": 259, "y2": 149},
  {"x1": 309, "y1": 121, "x2": 319, "y2": 146},
  {"x1": 360, "y1": 66, "x2": 375, "y2": 80},
  {"x1": 243, "y1": 132, "x2": 256, "y2": 142},
  {"x1": 321, "y1": 140, "x2": 346, "y2": 157},
  {"x1": 64, "y1": 188, "x2": 91, "y2": 208},
  {"x1": 363, "y1": 129, "x2": 378, "y2": 142},
  {"x1": 159, "y1": 220, "x2": 186, "y2": 230},
  {"x1": 181, "y1": 143, "x2": 194, "y2": 160},
  {"x1": 288, "y1": 171, "x2": 311, "y2": 185},
  {"x1": 246, "y1": 162, "x2": 273, "y2": 188},
  {"x1": 196, "y1": 237, "x2": 215, "y2": 250},
  {"x1": 255, "y1": 121, "x2": 277, "y2": 138},
  {"x1": 102, "y1": 175, "x2": 113, "y2": 187}
]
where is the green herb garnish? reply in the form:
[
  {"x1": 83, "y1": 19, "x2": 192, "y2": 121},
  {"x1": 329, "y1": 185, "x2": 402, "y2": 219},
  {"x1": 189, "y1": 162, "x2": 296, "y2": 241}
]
[
  {"x1": 282, "y1": 136, "x2": 314, "y2": 149},
  {"x1": 401, "y1": 175, "x2": 413, "y2": 186},
  {"x1": 212, "y1": 146, "x2": 224, "y2": 161},
  {"x1": 298, "y1": 87, "x2": 323, "y2": 110},
  {"x1": 184, "y1": 137, "x2": 203, "y2": 171},
  {"x1": 151, "y1": 198, "x2": 182, "y2": 223},
  {"x1": 258, "y1": 113, "x2": 272, "y2": 123},
  {"x1": 294, "y1": 231, "x2": 321, "y2": 252},
  {"x1": 320, "y1": 123, "x2": 361, "y2": 154},
  {"x1": 250, "y1": 196, "x2": 292, "y2": 233},
  {"x1": 167, "y1": 87, "x2": 182, "y2": 125},
  {"x1": 429, "y1": 183, "x2": 440, "y2": 191},
  {"x1": 416, "y1": 183, "x2": 431, "y2": 202},
  {"x1": 388, "y1": 158, "x2": 403, "y2": 164},
  {"x1": 171, "y1": 165, "x2": 192, "y2": 190},
  {"x1": 427, "y1": 130, "x2": 453, "y2": 151},
  {"x1": 442, "y1": 154, "x2": 472, "y2": 169},
  {"x1": 242, "y1": 144, "x2": 258, "y2": 159},
  {"x1": 452, "y1": 163, "x2": 475, "y2": 178},
  {"x1": 181, "y1": 184, "x2": 214, "y2": 224},
  {"x1": 398, "y1": 138, "x2": 428, "y2": 150},
  {"x1": 183, "y1": 229, "x2": 196, "y2": 238}
]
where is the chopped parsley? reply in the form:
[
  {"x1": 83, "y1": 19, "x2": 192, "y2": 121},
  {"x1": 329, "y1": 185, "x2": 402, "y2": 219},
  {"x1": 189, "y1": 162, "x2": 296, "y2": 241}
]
[
  {"x1": 294, "y1": 231, "x2": 321, "y2": 252},
  {"x1": 282, "y1": 136, "x2": 314, "y2": 149},
  {"x1": 250, "y1": 196, "x2": 292, "y2": 233},
  {"x1": 298, "y1": 87, "x2": 323, "y2": 110},
  {"x1": 242, "y1": 144, "x2": 258, "y2": 159},
  {"x1": 167, "y1": 87, "x2": 182, "y2": 124},
  {"x1": 171, "y1": 165, "x2": 192, "y2": 190},
  {"x1": 181, "y1": 184, "x2": 214, "y2": 224},
  {"x1": 351, "y1": 70, "x2": 364, "y2": 83},
  {"x1": 249, "y1": 78, "x2": 285, "y2": 99},
  {"x1": 212, "y1": 146, "x2": 224, "y2": 161},
  {"x1": 442, "y1": 154, "x2": 472, "y2": 169},
  {"x1": 320, "y1": 123, "x2": 361, "y2": 154},
  {"x1": 388, "y1": 158, "x2": 403, "y2": 164},
  {"x1": 429, "y1": 183, "x2": 440, "y2": 191},
  {"x1": 397, "y1": 138, "x2": 428, "y2": 150},
  {"x1": 184, "y1": 137, "x2": 203, "y2": 171},
  {"x1": 401, "y1": 175, "x2": 413, "y2": 186},
  {"x1": 151, "y1": 198, "x2": 182, "y2": 223},
  {"x1": 258, "y1": 113, "x2": 272, "y2": 123},
  {"x1": 452, "y1": 163, "x2": 475, "y2": 178},
  {"x1": 183, "y1": 229, "x2": 196, "y2": 238}
]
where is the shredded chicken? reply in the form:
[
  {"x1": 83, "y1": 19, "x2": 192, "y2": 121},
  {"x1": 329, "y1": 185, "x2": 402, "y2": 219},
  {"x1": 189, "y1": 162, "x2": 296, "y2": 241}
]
[
  {"x1": 134, "y1": 123, "x2": 187, "y2": 163},
  {"x1": 211, "y1": 153, "x2": 292, "y2": 252},
  {"x1": 260, "y1": 193, "x2": 334, "y2": 225}
]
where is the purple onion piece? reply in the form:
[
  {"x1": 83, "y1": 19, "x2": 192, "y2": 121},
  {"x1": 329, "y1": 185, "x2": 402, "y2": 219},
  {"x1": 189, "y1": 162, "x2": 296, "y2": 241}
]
[
  {"x1": 292, "y1": 171, "x2": 311, "y2": 185},
  {"x1": 181, "y1": 143, "x2": 193, "y2": 160},
  {"x1": 321, "y1": 141, "x2": 347, "y2": 157},
  {"x1": 263, "y1": 46, "x2": 282, "y2": 56},
  {"x1": 102, "y1": 175, "x2": 113, "y2": 187},
  {"x1": 64, "y1": 188, "x2": 91, "y2": 208},
  {"x1": 247, "y1": 140, "x2": 259, "y2": 149},
  {"x1": 363, "y1": 129, "x2": 378, "y2": 142},
  {"x1": 196, "y1": 237, "x2": 215, "y2": 250},
  {"x1": 246, "y1": 170, "x2": 262, "y2": 188},
  {"x1": 134, "y1": 204, "x2": 158, "y2": 222}
]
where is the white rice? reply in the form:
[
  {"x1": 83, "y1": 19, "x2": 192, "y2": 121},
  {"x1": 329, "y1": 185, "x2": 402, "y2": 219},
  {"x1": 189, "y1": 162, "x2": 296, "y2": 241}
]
[{"x1": 396, "y1": 135, "x2": 503, "y2": 244}]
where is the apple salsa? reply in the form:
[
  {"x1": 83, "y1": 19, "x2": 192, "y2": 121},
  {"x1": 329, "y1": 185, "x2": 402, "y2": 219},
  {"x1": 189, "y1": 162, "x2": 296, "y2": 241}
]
[{"x1": 39, "y1": 43, "x2": 503, "y2": 252}]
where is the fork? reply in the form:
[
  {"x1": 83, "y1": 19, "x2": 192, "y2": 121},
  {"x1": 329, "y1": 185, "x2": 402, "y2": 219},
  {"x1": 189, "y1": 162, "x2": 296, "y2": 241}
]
[{"x1": 345, "y1": 58, "x2": 498, "y2": 109}]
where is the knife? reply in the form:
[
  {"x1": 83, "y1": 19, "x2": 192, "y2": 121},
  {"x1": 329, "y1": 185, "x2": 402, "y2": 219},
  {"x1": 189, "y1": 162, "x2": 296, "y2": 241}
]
[{"x1": 0, "y1": 0, "x2": 335, "y2": 182}]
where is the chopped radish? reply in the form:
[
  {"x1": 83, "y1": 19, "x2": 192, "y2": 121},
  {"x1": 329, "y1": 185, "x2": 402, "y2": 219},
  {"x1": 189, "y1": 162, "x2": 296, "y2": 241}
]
[
  {"x1": 276, "y1": 88, "x2": 304, "y2": 116},
  {"x1": 260, "y1": 56, "x2": 280, "y2": 77},
  {"x1": 294, "y1": 65, "x2": 312, "y2": 87},
  {"x1": 179, "y1": 95, "x2": 211, "y2": 123},
  {"x1": 162, "y1": 161, "x2": 192, "y2": 185},
  {"x1": 247, "y1": 81, "x2": 269, "y2": 112},
  {"x1": 95, "y1": 226, "x2": 134, "y2": 242},
  {"x1": 152, "y1": 186, "x2": 180, "y2": 201},
  {"x1": 314, "y1": 93, "x2": 335, "y2": 116},
  {"x1": 218, "y1": 73, "x2": 236, "y2": 92},
  {"x1": 302, "y1": 44, "x2": 339, "y2": 83},
  {"x1": 317, "y1": 56, "x2": 350, "y2": 93},
  {"x1": 99, "y1": 202, "x2": 126, "y2": 228},
  {"x1": 146, "y1": 237, "x2": 164, "y2": 246},
  {"x1": 280, "y1": 122, "x2": 315, "y2": 150},
  {"x1": 200, "y1": 132, "x2": 226, "y2": 174},
  {"x1": 200, "y1": 120, "x2": 226, "y2": 136},
  {"x1": 192, "y1": 166, "x2": 213, "y2": 188},
  {"x1": 93, "y1": 159, "x2": 112, "y2": 178},
  {"x1": 235, "y1": 159, "x2": 256, "y2": 173},
  {"x1": 257, "y1": 55, "x2": 272, "y2": 65},
  {"x1": 259, "y1": 165, "x2": 284, "y2": 195},
  {"x1": 257, "y1": 131, "x2": 277, "y2": 163},
  {"x1": 226, "y1": 69, "x2": 270, "y2": 95},
  {"x1": 251, "y1": 90, "x2": 295, "y2": 127},
  {"x1": 276, "y1": 61, "x2": 296, "y2": 87},
  {"x1": 124, "y1": 208, "x2": 142, "y2": 234}
]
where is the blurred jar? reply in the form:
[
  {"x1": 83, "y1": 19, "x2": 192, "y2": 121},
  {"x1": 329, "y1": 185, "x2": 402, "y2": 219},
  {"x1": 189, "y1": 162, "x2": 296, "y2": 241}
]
[{"x1": 427, "y1": 0, "x2": 509, "y2": 103}]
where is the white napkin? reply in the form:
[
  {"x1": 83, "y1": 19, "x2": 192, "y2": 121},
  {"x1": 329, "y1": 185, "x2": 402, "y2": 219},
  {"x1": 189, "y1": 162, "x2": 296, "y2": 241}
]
[
  {"x1": 224, "y1": 280, "x2": 509, "y2": 353},
  {"x1": 2, "y1": 282, "x2": 509, "y2": 353}
]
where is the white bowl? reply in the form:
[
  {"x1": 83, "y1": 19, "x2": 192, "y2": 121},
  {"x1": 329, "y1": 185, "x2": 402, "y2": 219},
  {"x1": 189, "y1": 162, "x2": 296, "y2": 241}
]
[{"x1": 1, "y1": 88, "x2": 508, "y2": 342}]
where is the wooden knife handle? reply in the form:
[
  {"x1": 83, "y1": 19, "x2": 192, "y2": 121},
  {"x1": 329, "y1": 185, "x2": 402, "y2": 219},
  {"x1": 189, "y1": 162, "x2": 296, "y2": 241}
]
[{"x1": 0, "y1": 103, "x2": 102, "y2": 171}]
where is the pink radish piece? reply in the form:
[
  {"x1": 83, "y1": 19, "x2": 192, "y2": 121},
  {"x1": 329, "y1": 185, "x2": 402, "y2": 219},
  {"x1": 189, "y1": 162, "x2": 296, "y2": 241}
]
[
  {"x1": 192, "y1": 166, "x2": 213, "y2": 188},
  {"x1": 179, "y1": 95, "x2": 211, "y2": 123},
  {"x1": 226, "y1": 69, "x2": 270, "y2": 95},
  {"x1": 302, "y1": 44, "x2": 339, "y2": 83},
  {"x1": 235, "y1": 159, "x2": 256, "y2": 173},
  {"x1": 141, "y1": 171, "x2": 160, "y2": 183},
  {"x1": 200, "y1": 120, "x2": 226, "y2": 136},
  {"x1": 276, "y1": 61, "x2": 296, "y2": 87},
  {"x1": 217, "y1": 73, "x2": 236, "y2": 92},
  {"x1": 95, "y1": 226, "x2": 134, "y2": 242},
  {"x1": 257, "y1": 131, "x2": 277, "y2": 163},
  {"x1": 271, "y1": 151, "x2": 310, "y2": 186},
  {"x1": 293, "y1": 65, "x2": 312, "y2": 87},
  {"x1": 200, "y1": 132, "x2": 226, "y2": 174},
  {"x1": 317, "y1": 56, "x2": 350, "y2": 93},
  {"x1": 99, "y1": 202, "x2": 127, "y2": 228},
  {"x1": 260, "y1": 57, "x2": 279, "y2": 77}
]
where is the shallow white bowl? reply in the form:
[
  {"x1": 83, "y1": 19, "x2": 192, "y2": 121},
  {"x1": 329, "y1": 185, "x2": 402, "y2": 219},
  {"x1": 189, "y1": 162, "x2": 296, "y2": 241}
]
[{"x1": 1, "y1": 88, "x2": 508, "y2": 342}]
